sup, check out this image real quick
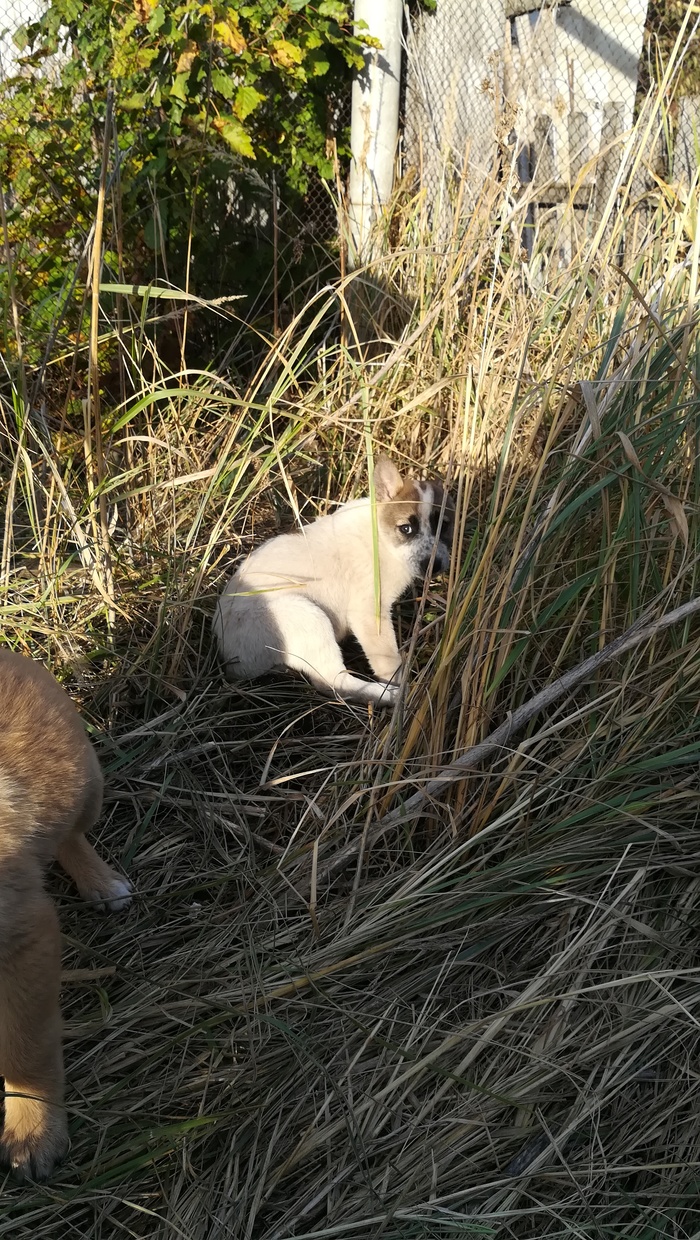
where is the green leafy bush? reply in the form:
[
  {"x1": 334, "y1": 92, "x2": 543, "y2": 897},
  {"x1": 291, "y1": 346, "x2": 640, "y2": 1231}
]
[
  {"x1": 645, "y1": 0, "x2": 700, "y2": 96},
  {"x1": 0, "y1": 0, "x2": 373, "y2": 369}
]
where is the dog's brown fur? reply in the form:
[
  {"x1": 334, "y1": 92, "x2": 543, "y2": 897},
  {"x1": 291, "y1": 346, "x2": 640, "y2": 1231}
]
[{"x1": 0, "y1": 651, "x2": 131, "y2": 1181}]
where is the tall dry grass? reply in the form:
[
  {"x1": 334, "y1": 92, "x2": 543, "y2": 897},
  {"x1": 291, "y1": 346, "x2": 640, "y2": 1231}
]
[{"x1": 2, "y1": 66, "x2": 700, "y2": 1238}]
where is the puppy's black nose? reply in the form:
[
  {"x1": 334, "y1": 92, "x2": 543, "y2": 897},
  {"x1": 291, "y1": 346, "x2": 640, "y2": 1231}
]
[{"x1": 420, "y1": 547, "x2": 449, "y2": 576}]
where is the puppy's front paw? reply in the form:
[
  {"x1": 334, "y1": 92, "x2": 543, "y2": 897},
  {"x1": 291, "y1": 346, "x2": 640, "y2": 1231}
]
[
  {"x1": 0, "y1": 1103, "x2": 68, "y2": 1183},
  {"x1": 83, "y1": 873, "x2": 133, "y2": 914},
  {"x1": 376, "y1": 681, "x2": 400, "y2": 707}
]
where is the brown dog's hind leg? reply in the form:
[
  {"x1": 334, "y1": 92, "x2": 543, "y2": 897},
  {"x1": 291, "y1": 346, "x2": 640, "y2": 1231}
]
[
  {"x1": 57, "y1": 832, "x2": 132, "y2": 912},
  {"x1": 0, "y1": 886, "x2": 68, "y2": 1181},
  {"x1": 57, "y1": 764, "x2": 132, "y2": 913}
]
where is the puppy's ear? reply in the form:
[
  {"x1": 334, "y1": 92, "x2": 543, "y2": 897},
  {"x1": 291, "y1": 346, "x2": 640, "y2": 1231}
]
[{"x1": 373, "y1": 456, "x2": 403, "y2": 502}]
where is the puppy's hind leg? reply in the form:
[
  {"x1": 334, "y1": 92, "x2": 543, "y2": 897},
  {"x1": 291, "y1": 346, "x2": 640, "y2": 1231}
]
[
  {"x1": 58, "y1": 834, "x2": 132, "y2": 912},
  {"x1": 0, "y1": 877, "x2": 67, "y2": 1181},
  {"x1": 57, "y1": 759, "x2": 132, "y2": 913},
  {"x1": 275, "y1": 596, "x2": 398, "y2": 706}
]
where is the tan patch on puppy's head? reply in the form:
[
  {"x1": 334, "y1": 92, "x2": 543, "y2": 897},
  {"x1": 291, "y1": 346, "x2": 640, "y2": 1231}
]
[
  {"x1": 373, "y1": 456, "x2": 424, "y2": 526},
  {"x1": 377, "y1": 477, "x2": 426, "y2": 534},
  {"x1": 373, "y1": 456, "x2": 404, "y2": 502},
  {"x1": 373, "y1": 458, "x2": 455, "y2": 578},
  {"x1": 374, "y1": 456, "x2": 423, "y2": 513}
]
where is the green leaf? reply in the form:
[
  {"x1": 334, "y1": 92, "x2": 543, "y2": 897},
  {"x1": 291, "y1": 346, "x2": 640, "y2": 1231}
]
[
  {"x1": 318, "y1": 0, "x2": 348, "y2": 18},
  {"x1": 308, "y1": 51, "x2": 330, "y2": 76},
  {"x1": 234, "y1": 84, "x2": 264, "y2": 120},
  {"x1": 217, "y1": 116, "x2": 255, "y2": 158},
  {"x1": 143, "y1": 215, "x2": 158, "y2": 249},
  {"x1": 342, "y1": 48, "x2": 365, "y2": 70},
  {"x1": 121, "y1": 92, "x2": 147, "y2": 110},
  {"x1": 211, "y1": 68, "x2": 234, "y2": 99},
  {"x1": 169, "y1": 72, "x2": 190, "y2": 103},
  {"x1": 147, "y1": 5, "x2": 165, "y2": 33}
]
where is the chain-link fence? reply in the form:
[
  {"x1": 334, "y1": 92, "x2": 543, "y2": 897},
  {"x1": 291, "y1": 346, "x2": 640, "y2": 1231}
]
[
  {"x1": 1, "y1": 0, "x2": 698, "y2": 299},
  {"x1": 403, "y1": 0, "x2": 698, "y2": 233},
  {"x1": 0, "y1": 0, "x2": 41, "y2": 76}
]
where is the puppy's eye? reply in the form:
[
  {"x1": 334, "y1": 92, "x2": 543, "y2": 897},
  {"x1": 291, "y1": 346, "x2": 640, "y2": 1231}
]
[{"x1": 398, "y1": 522, "x2": 415, "y2": 537}]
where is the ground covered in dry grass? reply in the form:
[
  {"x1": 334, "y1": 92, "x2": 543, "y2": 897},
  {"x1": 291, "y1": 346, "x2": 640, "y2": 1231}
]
[{"x1": 2, "y1": 95, "x2": 700, "y2": 1238}]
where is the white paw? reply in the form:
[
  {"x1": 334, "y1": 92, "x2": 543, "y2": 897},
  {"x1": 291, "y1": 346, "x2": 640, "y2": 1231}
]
[
  {"x1": 376, "y1": 681, "x2": 400, "y2": 707},
  {"x1": 86, "y1": 876, "x2": 133, "y2": 914}
]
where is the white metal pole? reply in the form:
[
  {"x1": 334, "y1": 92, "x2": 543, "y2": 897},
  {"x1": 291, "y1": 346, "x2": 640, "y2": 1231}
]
[{"x1": 347, "y1": 0, "x2": 403, "y2": 268}]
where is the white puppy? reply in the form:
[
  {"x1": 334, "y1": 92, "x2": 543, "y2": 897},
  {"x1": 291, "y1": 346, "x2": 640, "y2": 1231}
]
[{"x1": 213, "y1": 456, "x2": 454, "y2": 705}]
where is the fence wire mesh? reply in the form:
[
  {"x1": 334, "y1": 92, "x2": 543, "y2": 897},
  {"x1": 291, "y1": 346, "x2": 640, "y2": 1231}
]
[
  {"x1": 403, "y1": 0, "x2": 699, "y2": 227},
  {"x1": 1, "y1": 0, "x2": 698, "y2": 298},
  {"x1": 0, "y1": 0, "x2": 41, "y2": 77}
]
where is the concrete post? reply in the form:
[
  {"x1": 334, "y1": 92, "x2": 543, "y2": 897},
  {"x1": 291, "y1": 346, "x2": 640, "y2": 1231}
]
[{"x1": 347, "y1": 0, "x2": 403, "y2": 267}]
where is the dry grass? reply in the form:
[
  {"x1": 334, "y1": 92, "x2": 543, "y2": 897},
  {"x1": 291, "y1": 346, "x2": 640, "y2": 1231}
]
[{"x1": 2, "y1": 77, "x2": 700, "y2": 1238}]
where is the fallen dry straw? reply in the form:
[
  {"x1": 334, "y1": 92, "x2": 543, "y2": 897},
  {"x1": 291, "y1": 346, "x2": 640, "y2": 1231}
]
[{"x1": 2, "y1": 80, "x2": 700, "y2": 1240}]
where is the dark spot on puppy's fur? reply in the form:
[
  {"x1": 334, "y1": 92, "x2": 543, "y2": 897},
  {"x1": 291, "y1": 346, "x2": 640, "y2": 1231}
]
[{"x1": 429, "y1": 481, "x2": 454, "y2": 538}]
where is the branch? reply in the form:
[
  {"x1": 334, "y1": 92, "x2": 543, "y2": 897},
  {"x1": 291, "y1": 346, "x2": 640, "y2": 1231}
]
[{"x1": 314, "y1": 594, "x2": 700, "y2": 889}]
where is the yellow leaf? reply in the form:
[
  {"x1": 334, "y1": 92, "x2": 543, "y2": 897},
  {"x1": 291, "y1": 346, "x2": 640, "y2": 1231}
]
[
  {"x1": 617, "y1": 430, "x2": 644, "y2": 473},
  {"x1": 133, "y1": 0, "x2": 155, "y2": 20},
  {"x1": 176, "y1": 41, "x2": 198, "y2": 73},
  {"x1": 271, "y1": 38, "x2": 303, "y2": 69},
  {"x1": 214, "y1": 18, "x2": 246, "y2": 55},
  {"x1": 662, "y1": 492, "x2": 689, "y2": 549},
  {"x1": 617, "y1": 430, "x2": 689, "y2": 551}
]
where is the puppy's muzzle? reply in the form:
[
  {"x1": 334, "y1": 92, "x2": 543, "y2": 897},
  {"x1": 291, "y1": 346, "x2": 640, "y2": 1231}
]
[{"x1": 420, "y1": 545, "x2": 450, "y2": 576}]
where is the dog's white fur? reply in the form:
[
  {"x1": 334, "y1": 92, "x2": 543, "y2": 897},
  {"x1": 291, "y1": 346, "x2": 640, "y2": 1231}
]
[{"x1": 213, "y1": 456, "x2": 454, "y2": 705}]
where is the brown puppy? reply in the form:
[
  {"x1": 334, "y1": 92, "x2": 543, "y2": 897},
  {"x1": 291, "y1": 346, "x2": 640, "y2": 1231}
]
[{"x1": 0, "y1": 650, "x2": 131, "y2": 1181}]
